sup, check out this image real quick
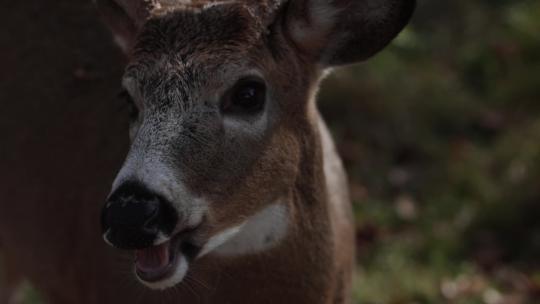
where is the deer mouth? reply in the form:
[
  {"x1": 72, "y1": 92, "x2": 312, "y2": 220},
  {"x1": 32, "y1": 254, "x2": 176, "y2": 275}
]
[{"x1": 134, "y1": 233, "x2": 201, "y2": 289}]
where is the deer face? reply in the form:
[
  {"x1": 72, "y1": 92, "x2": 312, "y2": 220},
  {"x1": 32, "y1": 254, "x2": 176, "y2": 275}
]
[
  {"x1": 101, "y1": 5, "x2": 303, "y2": 290},
  {"x1": 98, "y1": 0, "x2": 414, "y2": 290}
]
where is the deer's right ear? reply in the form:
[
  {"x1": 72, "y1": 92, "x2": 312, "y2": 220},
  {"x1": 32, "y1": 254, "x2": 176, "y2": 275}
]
[{"x1": 95, "y1": 0, "x2": 148, "y2": 54}]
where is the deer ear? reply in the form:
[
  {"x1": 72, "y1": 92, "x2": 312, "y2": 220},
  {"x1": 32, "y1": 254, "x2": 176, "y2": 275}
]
[
  {"x1": 284, "y1": 0, "x2": 416, "y2": 66},
  {"x1": 95, "y1": 0, "x2": 149, "y2": 54}
]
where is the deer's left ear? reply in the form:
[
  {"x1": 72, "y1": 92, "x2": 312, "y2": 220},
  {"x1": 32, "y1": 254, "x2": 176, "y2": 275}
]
[
  {"x1": 283, "y1": 0, "x2": 416, "y2": 67},
  {"x1": 95, "y1": 0, "x2": 152, "y2": 54}
]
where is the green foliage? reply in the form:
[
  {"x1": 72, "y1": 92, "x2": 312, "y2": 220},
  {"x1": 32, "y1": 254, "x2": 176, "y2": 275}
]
[
  {"x1": 320, "y1": 1, "x2": 540, "y2": 303},
  {"x1": 17, "y1": 283, "x2": 44, "y2": 304}
]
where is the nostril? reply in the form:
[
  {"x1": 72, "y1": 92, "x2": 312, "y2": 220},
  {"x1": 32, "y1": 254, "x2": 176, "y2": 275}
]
[
  {"x1": 101, "y1": 196, "x2": 162, "y2": 249},
  {"x1": 143, "y1": 205, "x2": 160, "y2": 227},
  {"x1": 106, "y1": 196, "x2": 160, "y2": 229},
  {"x1": 100, "y1": 182, "x2": 179, "y2": 249}
]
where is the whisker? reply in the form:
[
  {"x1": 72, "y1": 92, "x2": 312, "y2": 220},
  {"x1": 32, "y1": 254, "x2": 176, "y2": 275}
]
[{"x1": 181, "y1": 279, "x2": 201, "y2": 303}]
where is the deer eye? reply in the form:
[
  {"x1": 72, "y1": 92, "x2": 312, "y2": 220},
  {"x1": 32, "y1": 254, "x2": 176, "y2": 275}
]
[
  {"x1": 221, "y1": 78, "x2": 266, "y2": 116},
  {"x1": 118, "y1": 89, "x2": 139, "y2": 121}
]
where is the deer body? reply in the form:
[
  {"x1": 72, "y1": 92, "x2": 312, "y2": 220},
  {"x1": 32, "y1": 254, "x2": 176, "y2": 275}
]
[{"x1": 0, "y1": 0, "x2": 413, "y2": 303}]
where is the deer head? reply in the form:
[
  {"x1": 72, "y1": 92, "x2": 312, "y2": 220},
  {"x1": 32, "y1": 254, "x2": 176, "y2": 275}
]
[{"x1": 98, "y1": 0, "x2": 414, "y2": 290}]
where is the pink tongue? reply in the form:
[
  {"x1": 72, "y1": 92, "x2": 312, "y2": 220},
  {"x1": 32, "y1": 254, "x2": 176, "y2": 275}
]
[{"x1": 135, "y1": 241, "x2": 170, "y2": 273}]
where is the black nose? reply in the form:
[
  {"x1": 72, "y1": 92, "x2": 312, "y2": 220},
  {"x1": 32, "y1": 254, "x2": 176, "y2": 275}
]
[{"x1": 101, "y1": 181, "x2": 178, "y2": 250}]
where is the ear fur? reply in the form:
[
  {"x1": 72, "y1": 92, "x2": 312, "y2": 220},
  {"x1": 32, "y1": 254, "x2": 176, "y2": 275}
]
[
  {"x1": 284, "y1": 0, "x2": 416, "y2": 66},
  {"x1": 94, "y1": 0, "x2": 151, "y2": 53}
]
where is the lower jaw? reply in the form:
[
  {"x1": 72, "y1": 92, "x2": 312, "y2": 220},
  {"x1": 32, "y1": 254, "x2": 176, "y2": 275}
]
[
  {"x1": 135, "y1": 252, "x2": 190, "y2": 290},
  {"x1": 133, "y1": 234, "x2": 196, "y2": 289},
  {"x1": 135, "y1": 251, "x2": 179, "y2": 283}
]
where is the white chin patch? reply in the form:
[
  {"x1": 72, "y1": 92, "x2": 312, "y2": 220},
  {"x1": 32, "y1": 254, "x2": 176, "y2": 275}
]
[
  {"x1": 209, "y1": 203, "x2": 289, "y2": 257},
  {"x1": 136, "y1": 255, "x2": 189, "y2": 290},
  {"x1": 198, "y1": 225, "x2": 244, "y2": 258}
]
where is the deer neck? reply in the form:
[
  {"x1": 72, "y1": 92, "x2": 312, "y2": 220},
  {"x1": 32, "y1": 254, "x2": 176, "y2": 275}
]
[{"x1": 182, "y1": 109, "x2": 337, "y2": 303}]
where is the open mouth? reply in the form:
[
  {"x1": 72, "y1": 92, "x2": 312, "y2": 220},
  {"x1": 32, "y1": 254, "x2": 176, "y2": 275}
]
[{"x1": 134, "y1": 233, "x2": 201, "y2": 287}]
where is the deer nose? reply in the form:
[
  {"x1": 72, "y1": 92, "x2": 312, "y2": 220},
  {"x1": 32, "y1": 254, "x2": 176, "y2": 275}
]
[{"x1": 101, "y1": 182, "x2": 178, "y2": 250}]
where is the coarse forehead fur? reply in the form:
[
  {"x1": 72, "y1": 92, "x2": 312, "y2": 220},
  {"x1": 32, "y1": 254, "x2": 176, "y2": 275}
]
[
  {"x1": 120, "y1": 0, "x2": 284, "y2": 37},
  {"x1": 130, "y1": 2, "x2": 271, "y2": 71},
  {"x1": 126, "y1": 0, "x2": 295, "y2": 80},
  {"x1": 149, "y1": 0, "x2": 283, "y2": 15}
]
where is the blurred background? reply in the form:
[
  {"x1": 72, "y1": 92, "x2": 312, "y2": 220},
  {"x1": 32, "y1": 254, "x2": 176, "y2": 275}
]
[
  {"x1": 320, "y1": 1, "x2": 540, "y2": 303},
  {"x1": 1, "y1": 0, "x2": 539, "y2": 303}
]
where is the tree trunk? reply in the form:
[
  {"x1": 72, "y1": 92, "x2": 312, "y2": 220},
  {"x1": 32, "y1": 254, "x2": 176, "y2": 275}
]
[{"x1": 0, "y1": 1, "x2": 139, "y2": 302}]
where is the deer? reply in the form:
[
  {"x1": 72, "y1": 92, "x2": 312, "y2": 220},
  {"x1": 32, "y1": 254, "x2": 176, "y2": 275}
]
[
  {"x1": 96, "y1": 0, "x2": 415, "y2": 302},
  {"x1": 0, "y1": 0, "x2": 414, "y2": 303}
]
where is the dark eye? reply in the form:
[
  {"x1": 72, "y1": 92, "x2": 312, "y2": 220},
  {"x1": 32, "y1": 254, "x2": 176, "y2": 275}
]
[
  {"x1": 118, "y1": 89, "x2": 139, "y2": 121},
  {"x1": 221, "y1": 79, "x2": 266, "y2": 116}
]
